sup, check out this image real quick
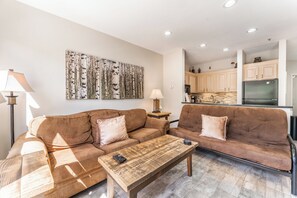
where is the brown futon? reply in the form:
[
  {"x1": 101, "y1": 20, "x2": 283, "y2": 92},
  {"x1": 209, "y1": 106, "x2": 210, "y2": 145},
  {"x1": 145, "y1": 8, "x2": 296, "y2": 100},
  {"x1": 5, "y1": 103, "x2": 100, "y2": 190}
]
[{"x1": 169, "y1": 104, "x2": 297, "y2": 195}]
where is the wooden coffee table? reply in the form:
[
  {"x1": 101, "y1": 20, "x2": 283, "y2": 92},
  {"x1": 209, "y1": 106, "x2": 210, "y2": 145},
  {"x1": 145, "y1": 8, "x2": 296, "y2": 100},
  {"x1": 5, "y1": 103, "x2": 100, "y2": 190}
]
[{"x1": 98, "y1": 135, "x2": 198, "y2": 198}]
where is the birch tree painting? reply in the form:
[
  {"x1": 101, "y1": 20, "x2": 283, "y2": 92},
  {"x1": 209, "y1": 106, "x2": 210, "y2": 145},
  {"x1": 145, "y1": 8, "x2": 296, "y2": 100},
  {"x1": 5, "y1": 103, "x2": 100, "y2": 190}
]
[{"x1": 66, "y1": 50, "x2": 144, "y2": 100}]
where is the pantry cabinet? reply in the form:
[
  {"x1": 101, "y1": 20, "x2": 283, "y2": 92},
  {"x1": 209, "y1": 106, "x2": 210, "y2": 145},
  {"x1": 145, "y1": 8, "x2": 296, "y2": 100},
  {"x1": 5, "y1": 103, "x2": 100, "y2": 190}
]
[{"x1": 243, "y1": 60, "x2": 278, "y2": 81}]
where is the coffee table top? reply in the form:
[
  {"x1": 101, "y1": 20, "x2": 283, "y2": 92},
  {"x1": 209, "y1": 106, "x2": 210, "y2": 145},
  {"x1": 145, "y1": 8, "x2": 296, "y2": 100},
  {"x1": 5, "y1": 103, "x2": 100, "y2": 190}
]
[{"x1": 98, "y1": 135, "x2": 198, "y2": 192}]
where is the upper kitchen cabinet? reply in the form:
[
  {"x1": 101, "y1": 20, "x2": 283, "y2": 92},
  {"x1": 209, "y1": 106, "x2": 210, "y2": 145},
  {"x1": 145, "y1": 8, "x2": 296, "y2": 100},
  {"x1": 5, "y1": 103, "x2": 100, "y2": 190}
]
[
  {"x1": 185, "y1": 72, "x2": 197, "y2": 93},
  {"x1": 215, "y1": 69, "x2": 237, "y2": 92},
  {"x1": 196, "y1": 68, "x2": 237, "y2": 93},
  {"x1": 243, "y1": 60, "x2": 278, "y2": 81},
  {"x1": 196, "y1": 73, "x2": 216, "y2": 92},
  {"x1": 227, "y1": 69, "x2": 237, "y2": 92},
  {"x1": 196, "y1": 74, "x2": 206, "y2": 93}
]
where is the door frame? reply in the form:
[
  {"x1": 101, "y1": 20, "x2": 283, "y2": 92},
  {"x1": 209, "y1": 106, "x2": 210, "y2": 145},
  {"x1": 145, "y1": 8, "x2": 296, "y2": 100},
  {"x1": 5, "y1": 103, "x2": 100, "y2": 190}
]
[{"x1": 290, "y1": 73, "x2": 297, "y2": 112}]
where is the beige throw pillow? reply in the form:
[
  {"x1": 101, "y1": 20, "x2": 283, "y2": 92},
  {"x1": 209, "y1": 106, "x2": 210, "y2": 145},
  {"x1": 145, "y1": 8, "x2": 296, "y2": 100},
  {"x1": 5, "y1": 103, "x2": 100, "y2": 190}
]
[
  {"x1": 200, "y1": 114, "x2": 228, "y2": 141},
  {"x1": 97, "y1": 115, "x2": 129, "y2": 145}
]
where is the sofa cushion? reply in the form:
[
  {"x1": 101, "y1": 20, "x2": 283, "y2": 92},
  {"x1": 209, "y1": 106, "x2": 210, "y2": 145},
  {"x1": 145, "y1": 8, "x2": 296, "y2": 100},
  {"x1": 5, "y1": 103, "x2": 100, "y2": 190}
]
[
  {"x1": 49, "y1": 144, "x2": 105, "y2": 184},
  {"x1": 88, "y1": 110, "x2": 120, "y2": 144},
  {"x1": 129, "y1": 128, "x2": 162, "y2": 142},
  {"x1": 94, "y1": 138, "x2": 139, "y2": 154},
  {"x1": 200, "y1": 114, "x2": 228, "y2": 141},
  {"x1": 169, "y1": 127, "x2": 291, "y2": 171},
  {"x1": 97, "y1": 115, "x2": 129, "y2": 145},
  {"x1": 119, "y1": 109, "x2": 147, "y2": 132},
  {"x1": 29, "y1": 113, "x2": 93, "y2": 152},
  {"x1": 178, "y1": 105, "x2": 288, "y2": 145}
]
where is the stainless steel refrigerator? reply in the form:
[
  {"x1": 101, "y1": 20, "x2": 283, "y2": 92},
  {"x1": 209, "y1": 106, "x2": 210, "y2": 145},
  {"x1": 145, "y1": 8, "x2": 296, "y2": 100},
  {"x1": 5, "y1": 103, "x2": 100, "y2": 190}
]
[{"x1": 242, "y1": 79, "x2": 278, "y2": 105}]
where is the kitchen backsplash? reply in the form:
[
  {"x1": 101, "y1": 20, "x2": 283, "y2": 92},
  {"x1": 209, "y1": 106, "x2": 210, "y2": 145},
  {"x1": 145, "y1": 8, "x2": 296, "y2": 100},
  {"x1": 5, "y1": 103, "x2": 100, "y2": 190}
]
[{"x1": 194, "y1": 92, "x2": 237, "y2": 104}]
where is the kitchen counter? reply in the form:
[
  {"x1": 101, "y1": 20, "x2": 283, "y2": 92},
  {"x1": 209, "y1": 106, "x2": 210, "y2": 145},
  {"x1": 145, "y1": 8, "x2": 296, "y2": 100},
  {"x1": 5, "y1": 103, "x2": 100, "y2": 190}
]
[{"x1": 182, "y1": 102, "x2": 293, "y2": 109}]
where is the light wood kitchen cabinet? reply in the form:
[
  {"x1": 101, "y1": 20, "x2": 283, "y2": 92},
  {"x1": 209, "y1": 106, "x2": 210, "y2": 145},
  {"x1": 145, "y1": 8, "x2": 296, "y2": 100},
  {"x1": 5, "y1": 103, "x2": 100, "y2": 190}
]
[
  {"x1": 214, "y1": 69, "x2": 237, "y2": 92},
  {"x1": 189, "y1": 74, "x2": 197, "y2": 92},
  {"x1": 216, "y1": 72, "x2": 227, "y2": 92},
  {"x1": 196, "y1": 74, "x2": 206, "y2": 93},
  {"x1": 185, "y1": 72, "x2": 197, "y2": 93},
  {"x1": 227, "y1": 69, "x2": 237, "y2": 92},
  {"x1": 196, "y1": 68, "x2": 237, "y2": 93},
  {"x1": 206, "y1": 74, "x2": 216, "y2": 92},
  {"x1": 243, "y1": 60, "x2": 278, "y2": 81},
  {"x1": 185, "y1": 72, "x2": 190, "y2": 85}
]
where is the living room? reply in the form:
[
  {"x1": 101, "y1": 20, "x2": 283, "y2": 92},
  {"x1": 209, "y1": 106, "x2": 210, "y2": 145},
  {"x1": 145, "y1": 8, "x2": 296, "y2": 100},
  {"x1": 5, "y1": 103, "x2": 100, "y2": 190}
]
[{"x1": 1, "y1": 0, "x2": 297, "y2": 197}]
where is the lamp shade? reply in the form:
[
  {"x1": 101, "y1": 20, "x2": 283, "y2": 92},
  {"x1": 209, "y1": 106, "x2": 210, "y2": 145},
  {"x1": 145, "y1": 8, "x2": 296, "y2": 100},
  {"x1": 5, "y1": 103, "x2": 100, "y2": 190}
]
[
  {"x1": 0, "y1": 69, "x2": 33, "y2": 92},
  {"x1": 0, "y1": 93, "x2": 5, "y2": 104},
  {"x1": 149, "y1": 89, "x2": 163, "y2": 99}
]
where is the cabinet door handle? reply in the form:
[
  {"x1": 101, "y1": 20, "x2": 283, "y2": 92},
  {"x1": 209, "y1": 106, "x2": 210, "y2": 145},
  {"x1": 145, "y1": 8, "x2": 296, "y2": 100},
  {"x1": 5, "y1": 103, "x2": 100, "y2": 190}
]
[
  {"x1": 262, "y1": 74, "x2": 263, "y2": 79},
  {"x1": 256, "y1": 74, "x2": 258, "y2": 79}
]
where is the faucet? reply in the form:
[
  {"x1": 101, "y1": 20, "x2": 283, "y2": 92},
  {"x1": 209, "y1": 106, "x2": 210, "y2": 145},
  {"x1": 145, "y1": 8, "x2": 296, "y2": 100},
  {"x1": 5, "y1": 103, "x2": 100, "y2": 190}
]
[{"x1": 210, "y1": 95, "x2": 215, "y2": 103}]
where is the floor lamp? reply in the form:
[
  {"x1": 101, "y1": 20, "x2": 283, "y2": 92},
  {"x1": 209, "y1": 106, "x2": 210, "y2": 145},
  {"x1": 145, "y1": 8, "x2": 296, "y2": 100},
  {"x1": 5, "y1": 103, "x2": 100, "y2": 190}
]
[
  {"x1": 0, "y1": 94, "x2": 5, "y2": 104},
  {"x1": 0, "y1": 69, "x2": 34, "y2": 147}
]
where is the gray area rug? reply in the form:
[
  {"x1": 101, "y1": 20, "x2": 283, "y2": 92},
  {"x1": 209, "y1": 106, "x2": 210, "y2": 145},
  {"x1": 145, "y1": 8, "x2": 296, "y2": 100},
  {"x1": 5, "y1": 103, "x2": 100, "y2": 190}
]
[{"x1": 74, "y1": 151, "x2": 296, "y2": 198}]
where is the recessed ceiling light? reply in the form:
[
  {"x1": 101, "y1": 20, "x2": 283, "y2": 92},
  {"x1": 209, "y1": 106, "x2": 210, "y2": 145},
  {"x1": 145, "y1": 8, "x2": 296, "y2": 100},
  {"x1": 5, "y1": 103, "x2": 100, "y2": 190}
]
[
  {"x1": 164, "y1": 31, "x2": 172, "y2": 36},
  {"x1": 223, "y1": 0, "x2": 237, "y2": 8},
  {"x1": 200, "y1": 43, "x2": 207, "y2": 48},
  {"x1": 223, "y1": 48, "x2": 229, "y2": 52},
  {"x1": 247, "y1": 28, "x2": 257, "y2": 33}
]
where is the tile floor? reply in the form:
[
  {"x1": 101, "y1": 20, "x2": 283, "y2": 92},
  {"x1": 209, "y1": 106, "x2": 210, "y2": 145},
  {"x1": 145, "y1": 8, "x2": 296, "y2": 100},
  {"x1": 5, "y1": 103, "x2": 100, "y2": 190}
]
[{"x1": 74, "y1": 151, "x2": 296, "y2": 198}]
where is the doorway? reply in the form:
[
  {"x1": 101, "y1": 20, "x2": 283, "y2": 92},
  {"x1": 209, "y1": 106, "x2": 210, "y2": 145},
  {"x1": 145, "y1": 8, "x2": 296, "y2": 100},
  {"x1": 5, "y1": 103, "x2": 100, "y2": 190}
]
[{"x1": 293, "y1": 74, "x2": 297, "y2": 115}]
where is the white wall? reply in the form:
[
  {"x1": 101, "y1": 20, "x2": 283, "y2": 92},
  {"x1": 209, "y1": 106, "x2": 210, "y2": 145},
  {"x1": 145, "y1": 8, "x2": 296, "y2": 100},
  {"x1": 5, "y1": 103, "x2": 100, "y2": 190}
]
[
  {"x1": 237, "y1": 50, "x2": 245, "y2": 104},
  {"x1": 0, "y1": 0, "x2": 163, "y2": 159},
  {"x1": 245, "y1": 48, "x2": 278, "y2": 63},
  {"x1": 278, "y1": 40, "x2": 287, "y2": 106},
  {"x1": 193, "y1": 57, "x2": 236, "y2": 73},
  {"x1": 163, "y1": 49, "x2": 185, "y2": 122},
  {"x1": 287, "y1": 61, "x2": 297, "y2": 106}
]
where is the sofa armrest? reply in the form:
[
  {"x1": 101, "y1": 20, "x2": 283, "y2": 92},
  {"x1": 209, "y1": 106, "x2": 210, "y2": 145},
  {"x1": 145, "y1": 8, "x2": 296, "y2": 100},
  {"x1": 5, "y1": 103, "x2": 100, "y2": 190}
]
[
  {"x1": 0, "y1": 151, "x2": 54, "y2": 197},
  {"x1": 288, "y1": 135, "x2": 297, "y2": 165},
  {"x1": 145, "y1": 117, "x2": 169, "y2": 135},
  {"x1": 288, "y1": 135, "x2": 297, "y2": 195},
  {"x1": 7, "y1": 132, "x2": 48, "y2": 159}
]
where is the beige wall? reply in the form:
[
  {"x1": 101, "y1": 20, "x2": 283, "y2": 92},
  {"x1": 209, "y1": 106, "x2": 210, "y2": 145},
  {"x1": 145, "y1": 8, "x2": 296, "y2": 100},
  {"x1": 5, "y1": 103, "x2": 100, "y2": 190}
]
[{"x1": 0, "y1": 0, "x2": 163, "y2": 159}]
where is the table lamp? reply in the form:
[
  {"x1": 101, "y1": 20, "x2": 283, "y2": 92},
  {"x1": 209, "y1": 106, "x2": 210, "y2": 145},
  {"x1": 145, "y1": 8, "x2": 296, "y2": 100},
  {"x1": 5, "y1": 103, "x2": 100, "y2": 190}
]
[
  {"x1": 0, "y1": 69, "x2": 34, "y2": 146},
  {"x1": 149, "y1": 89, "x2": 163, "y2": 113}
]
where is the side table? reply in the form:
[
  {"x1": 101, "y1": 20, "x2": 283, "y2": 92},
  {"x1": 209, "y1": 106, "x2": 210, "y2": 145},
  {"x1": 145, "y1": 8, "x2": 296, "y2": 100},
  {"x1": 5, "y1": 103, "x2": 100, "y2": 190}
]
[{"x1": 147, "y1": 112, "x2": 171, "y2": 120}]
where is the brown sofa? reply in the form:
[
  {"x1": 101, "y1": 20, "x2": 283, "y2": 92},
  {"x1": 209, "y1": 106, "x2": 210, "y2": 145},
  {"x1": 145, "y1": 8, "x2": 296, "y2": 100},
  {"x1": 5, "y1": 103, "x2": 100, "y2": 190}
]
[
  {"x1": 169, "y1": 104, "x2": 297, "y2": 195},
  {"x1": 1, "y1": 108, "x2": 169, "y2": 197}
]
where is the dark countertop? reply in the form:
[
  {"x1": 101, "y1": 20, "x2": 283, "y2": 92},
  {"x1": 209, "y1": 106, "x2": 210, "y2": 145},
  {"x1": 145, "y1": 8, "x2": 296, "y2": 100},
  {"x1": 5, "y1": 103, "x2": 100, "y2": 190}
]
[{"x1": 182, "y1": 102, "x2": 293, "y2": 109}]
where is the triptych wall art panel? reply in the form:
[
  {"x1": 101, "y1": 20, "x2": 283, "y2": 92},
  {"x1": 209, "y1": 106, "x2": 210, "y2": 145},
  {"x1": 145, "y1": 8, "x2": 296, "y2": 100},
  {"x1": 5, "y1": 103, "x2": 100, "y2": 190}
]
[{"x1": 65, "y1": 50, "x2": 144, "y2": 100}]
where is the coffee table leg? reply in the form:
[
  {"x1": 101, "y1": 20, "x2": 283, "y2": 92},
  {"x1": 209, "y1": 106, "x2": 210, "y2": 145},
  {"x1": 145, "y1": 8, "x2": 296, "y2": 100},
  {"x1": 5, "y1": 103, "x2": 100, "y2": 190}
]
[
  {"x1": 187, "y1": 154, "x2": 192, "y2": 177},
  {"x1": 107, "y1": 174, "x2": 115, "y2": 198},
  {"x1": 128, "y1": 189, "x2": 137, "y2": 198}
]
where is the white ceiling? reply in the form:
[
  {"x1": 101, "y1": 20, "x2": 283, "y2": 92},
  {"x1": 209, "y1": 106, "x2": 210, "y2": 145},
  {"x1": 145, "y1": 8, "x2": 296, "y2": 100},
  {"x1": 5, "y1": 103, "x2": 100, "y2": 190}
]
[{"x1": 17, "y1": 0, "x2": 297, "y2": 65}]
